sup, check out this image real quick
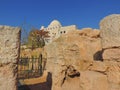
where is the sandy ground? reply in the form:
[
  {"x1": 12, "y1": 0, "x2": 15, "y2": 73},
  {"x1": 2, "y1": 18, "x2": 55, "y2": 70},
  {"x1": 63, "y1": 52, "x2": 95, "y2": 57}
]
[{"x1": 18, "y1": 71, "x2": 52, "y2": 90}]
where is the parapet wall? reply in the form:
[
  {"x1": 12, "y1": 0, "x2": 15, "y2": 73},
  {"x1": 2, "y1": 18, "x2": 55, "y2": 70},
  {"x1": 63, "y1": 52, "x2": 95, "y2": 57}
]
[
  {"x1": 61, "y1": 25, "x2": 77, "y2": 32},
  {"x1": 0, "y1": 26, "x2": 20, "y2": 90}
]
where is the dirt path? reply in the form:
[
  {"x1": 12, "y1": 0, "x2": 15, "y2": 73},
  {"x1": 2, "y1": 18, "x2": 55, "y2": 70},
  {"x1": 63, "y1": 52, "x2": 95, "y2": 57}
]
[{"x1": 18, "y1": 71, "x2": 52, "y2": 90}]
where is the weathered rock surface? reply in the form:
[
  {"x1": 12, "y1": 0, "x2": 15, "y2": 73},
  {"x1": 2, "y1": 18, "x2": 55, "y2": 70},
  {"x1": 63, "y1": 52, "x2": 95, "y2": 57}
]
[
  {"x1": 0, "y1": 26, "x2": 20, "y2": 64},
  {"x1": 0, "y1": 26, "x2": 20, "y2": 90},
  {"x1": 44, "y1": 28, "x2": 102, "y2": 90},
  {"x1": 43, "y1": 14, "x2": 120, "y2": 90},
  {"x1": 102, "y1": 48, "x2": 120, "y2": 61},
  {"x1": 100, "y1": 14, "x2": 120, "y2": 49},
  {"x1": 88, "y1": 61, "x2": 108, "y2": 72},
  {"x1": 62, "y1": 77, "x2": 80, "y2": 90},
  {"x1": 89, "y1": 61, "x2": 120, "y2": 90},
  {"x1": 105, "y1": 61, "x2": 120, "y2": 90},
  {"x1": 0, "y1": 64, "x2": 17, "y2": 90},
  {"x1": 45, "y1": 28, "x2": 101, "y2": 71},
  {"x1": 100, "y1": 14, "x2": 120, "y2": 90},
  {"x1": 79, "y1": 71, "x2": 109, "y2": 90}
]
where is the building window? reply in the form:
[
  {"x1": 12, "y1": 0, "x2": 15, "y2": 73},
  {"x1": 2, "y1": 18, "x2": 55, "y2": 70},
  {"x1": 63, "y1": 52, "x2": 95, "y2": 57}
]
[
  {"x1": 64, "y1": 31, "x2": 66, "y2": 33},
  {"x1": 60, "y1": 31, "x2": 62, "y2": 34}
]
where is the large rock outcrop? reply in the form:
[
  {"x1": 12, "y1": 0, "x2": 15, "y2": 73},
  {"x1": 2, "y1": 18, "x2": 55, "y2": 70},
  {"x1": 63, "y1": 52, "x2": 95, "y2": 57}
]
[
  {"x1": 43, "y1": 14, "x2": 120, "y2": 90},
  {"x1": 44, "y1": 28, "x2": 102, "y2": 90},
  {"x1": 100, "y1": 14, "x2": 120, "y2": 90},
  {"x1": 45, "y1": 28, "x2": 101, "y2": 71},
  {"x1": 100, "y1": 14, "x2": 120, "y2": 49},
  {"x1": 0, "y1": 26, "x2": 20, "y2": 90},
  {"x1": 79, "y1": 71, "x2": 109, "y2": 90}
]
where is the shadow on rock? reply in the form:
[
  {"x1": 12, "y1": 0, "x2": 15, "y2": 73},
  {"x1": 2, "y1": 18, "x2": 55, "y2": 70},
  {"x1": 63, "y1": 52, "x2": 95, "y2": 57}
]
[{"x1": 93, "y1": 50, "x2": 103, "y2": 61}]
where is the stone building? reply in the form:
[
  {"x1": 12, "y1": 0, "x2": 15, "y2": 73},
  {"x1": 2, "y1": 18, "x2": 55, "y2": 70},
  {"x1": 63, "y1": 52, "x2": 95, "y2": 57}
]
[{"x1": 40, "y1": 20, "x2": 77, "y2": 44}]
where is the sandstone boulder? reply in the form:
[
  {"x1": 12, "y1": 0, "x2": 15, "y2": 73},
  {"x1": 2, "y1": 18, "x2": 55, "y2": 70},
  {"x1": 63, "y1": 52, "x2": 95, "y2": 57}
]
[
  {"x1": 62, "y1": 77, "x2": 80, "y2": 90},
  {"x1": 100, "y1": 14, "x2": 120, "y2": 90},
  {"x1": 102, "y1": 48, "x2": 120, "y2": 61},
  {"x1": 106, "y1": 61, "x2": 120, "y2": 85},
  {"x1": 43, "y1": 14, "x2": 120, "y2": 90},
  {"x1": 88, "y1": 61, "x2": 108, "y2": 72},
  {"x1": 79, "y1": 71, "x2": 109, "y2": 90},
  {"x1": 44, "y1": 28, "x2": 101, "y2": 90},
  {"x1": 100, "y1": 14, "x2": 120, "y2": 49},
  {"x1": 0, "y1": 26, "x2": 20, "y2": 64},
  {"x1": 45, "y1": 28, "x2": 101, "y2": 72}
]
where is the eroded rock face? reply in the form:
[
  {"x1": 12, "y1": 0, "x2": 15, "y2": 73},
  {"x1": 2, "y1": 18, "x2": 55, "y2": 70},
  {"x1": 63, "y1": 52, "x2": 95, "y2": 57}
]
[
  {"x1": 44, "y1": 14, "x2": 120, "y2": 90},
  {"x1": 0, "y1": 26, "x2": 20, "y2": 64},
  {"x1": 105, "y1": 61, "x2": 120, "y2": 90},
  {"x1": 102, "y1": 48, "x2": 120, "y2": 62},
  {"x1": 79, "y1": 71, "x2": 109, "y2": 90},
  {"x1": 100, "y1": 14, "x2": 120, "y2": 49},
  {"x1": 44, "y1": 28, "x2": 101, "y2": 90},
  {"x1": 88, "y1": 61, "x2": 108, "y2": 72},
  {"x1": 100, "y1": 14, "x2": 120, "y2": 90},
  {"x1": 0, "y1": 26, "x2": 20, "y2": 90}
]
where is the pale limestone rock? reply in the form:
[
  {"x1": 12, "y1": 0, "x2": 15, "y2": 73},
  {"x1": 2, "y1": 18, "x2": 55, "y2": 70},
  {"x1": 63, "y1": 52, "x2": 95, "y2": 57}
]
[
  {"x1": 43, "y1": 14, "x2": 120, "y2": 90},
  {"x1": 45, "y1": 29, "x2": 101, "y2": 73},
  {"x1": 44, "y1": 29, "x2": 101, "y2": 90},
  {"x1": 79, "y1": 71, "x2": 109, "y2": 90},
  {"x1": 0, "y1": 26, "x2": 20, "y2": 90},
  {"x1": 100, "y1": 14, "x2": 120, "y2": 90},
  {"x1": 0, "y1": 26, "x2": 20, "y2": 64},
  {"x1": 88, "y1": 61, "x2": 108, "y2": 72},
  {"x1": 100, "y1": 14, "x2": 120, "y2": 49},
  {"x1": 106, "y1": 61, "x2": 120, "y2": 84},
  {"x1": 105, "y1": 61, "x2": 120, "y2": 90},
  {"x1": 102, "y1": 48, "x2": 120, "y2": 61},
  {"x1": 62, "y1": 77, "x2": 80, "y2": 90},
  {"x1": 0, "y1": 64, "x2": 17, "y2": 90}
]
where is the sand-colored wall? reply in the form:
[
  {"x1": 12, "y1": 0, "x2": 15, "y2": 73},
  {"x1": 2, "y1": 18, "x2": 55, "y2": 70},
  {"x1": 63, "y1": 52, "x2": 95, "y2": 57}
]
[{"x1": 0, "y1": 26, "x2": 20, "y2": 90}]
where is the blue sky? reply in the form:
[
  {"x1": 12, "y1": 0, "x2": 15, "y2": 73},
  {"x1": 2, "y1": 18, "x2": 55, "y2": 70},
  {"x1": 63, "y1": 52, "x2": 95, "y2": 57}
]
[{"x1": 0, "y1": 0, "x2": 120, "y2": 30}]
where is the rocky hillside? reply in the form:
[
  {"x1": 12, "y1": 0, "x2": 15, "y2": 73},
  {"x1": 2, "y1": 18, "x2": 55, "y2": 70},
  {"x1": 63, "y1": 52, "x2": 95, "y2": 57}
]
[{"x1": 42, "y1": 14, "x2": 120, "y2": 90}]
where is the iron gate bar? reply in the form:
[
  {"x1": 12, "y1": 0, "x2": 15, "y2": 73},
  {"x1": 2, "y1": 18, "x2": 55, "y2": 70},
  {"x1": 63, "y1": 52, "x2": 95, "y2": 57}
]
[{"x1": 17, "y1": 54, "x2": 43, "y2": 79}]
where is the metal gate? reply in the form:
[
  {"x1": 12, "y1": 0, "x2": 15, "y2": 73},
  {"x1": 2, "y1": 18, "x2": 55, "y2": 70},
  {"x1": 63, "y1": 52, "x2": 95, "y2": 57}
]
[{"x1": 17, "y1": 54, "x2": 43, "y2": 79}]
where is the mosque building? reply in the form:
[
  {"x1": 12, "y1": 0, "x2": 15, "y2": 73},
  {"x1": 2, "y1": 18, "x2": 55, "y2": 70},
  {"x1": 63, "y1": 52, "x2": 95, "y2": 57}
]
[{"x1": 40, "y1": 20, "x2": 77, "y2": 44}]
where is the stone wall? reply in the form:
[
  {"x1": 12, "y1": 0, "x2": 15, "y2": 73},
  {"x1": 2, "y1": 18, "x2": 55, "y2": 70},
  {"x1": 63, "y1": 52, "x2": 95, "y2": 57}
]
[
  {"x1": 0, "y1": 26, "x2": 20, "y2": 90},
  {"x1": 61, "y1": 25, "x2": 76, "y2": 33}
]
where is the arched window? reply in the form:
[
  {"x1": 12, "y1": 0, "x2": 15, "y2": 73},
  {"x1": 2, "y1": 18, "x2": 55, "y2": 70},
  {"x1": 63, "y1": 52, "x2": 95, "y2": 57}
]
[{"x1": 64, "y1": 31, "x2": 66, "y2": 33}]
